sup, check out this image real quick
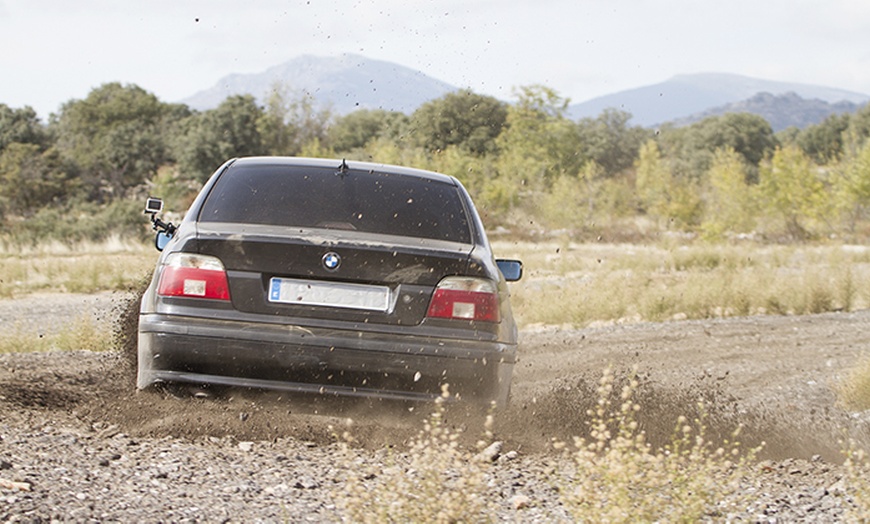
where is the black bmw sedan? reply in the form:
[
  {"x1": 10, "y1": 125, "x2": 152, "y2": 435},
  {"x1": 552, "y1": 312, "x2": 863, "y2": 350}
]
[{"x1": 138, "y1": 157, "x2": 522, "y2": 406}]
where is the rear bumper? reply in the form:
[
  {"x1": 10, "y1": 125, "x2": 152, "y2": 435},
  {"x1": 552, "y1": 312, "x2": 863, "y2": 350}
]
[{"x1": 138, "y1": 313, "x2": 516, "y2": 406}]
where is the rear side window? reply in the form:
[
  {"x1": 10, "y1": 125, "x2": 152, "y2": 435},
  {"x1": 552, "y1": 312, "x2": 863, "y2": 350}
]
[{"x1": 198, "y1": 165, "x2": 472, "y2": 243}]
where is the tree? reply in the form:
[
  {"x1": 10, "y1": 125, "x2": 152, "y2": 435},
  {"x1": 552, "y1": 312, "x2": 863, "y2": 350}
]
[
  {"x1": 635, "y1": 139, "x2": 672, "y2": 219},
  {"x1": 51, "y1": 83, "x2": 184, "y2": 199},
  {"x1": 844, "y1": 103, "x2": 870, "y2": 156},
  {"x1": 328, "y1": 109, "x2": 408, "y2": 153},
  {"x1": 175, "y1": 94, "x2": 265, "y2": 181},
  {"x1": 410, "y1": 90, "x2": 507, "y2": 155},
  {"x1": 660, "y1": 113, "x2": 777, "y2": 182},
  {"x1": 796, "y1": 113, "x2": 850, "y2": 164},
  {"x1": 0, "y1": 143, "x2": 75, "y2": 215},
  {"x1": 257, "y1": 84, "x2": 333, "y2": 156},
  {"x1": 513, "y1": 84, "x2": 570, "y2": 118},
  {"x1": 701, "y1": 147, "x2": 756, "y2": 238},
  {"x1": 495, "y1": 85, "x2": 582, "y2": 187},
  {"x1": 831, "y1": 140, "x2": 870, "y2": 232},
  {"x1": 576, "y1": 109, "x2": 650, "y2": 177},
  {"x1": 0, "y1": 104, "x2": 49, "y2": 153},
  {"x1": 758, "y1": 145, "x2": 827, "y2": 238},
  {"x1": 537, "y1": 161, "x2": 609, "y2": 228},
  {"x1": 775, "y1": 126, "x2": 800, "y2": 147},
  {"x1": 703, "y1": 113, "x2": 777, "y2": 167},
  {"x1": 635, "y1": 139, "x2": 701, "y2": 227}
]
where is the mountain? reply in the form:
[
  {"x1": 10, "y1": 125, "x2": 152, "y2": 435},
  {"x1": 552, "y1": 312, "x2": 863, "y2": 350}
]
[
  {"x1": 566, "y1": 73, "x2": 870, "y2": 128},
  {"x1": 670, "y1": 92, "x2": 865, "y2": 131},
  {"x1": 181, "y1": 53, "x2": 458, "y2": 115},
  {"x1": 182, "y1": 56, "x2": 870, "y2": 130}
]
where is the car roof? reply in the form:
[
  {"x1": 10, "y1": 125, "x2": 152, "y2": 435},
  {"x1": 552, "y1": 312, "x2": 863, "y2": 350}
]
[{"x1": 227, "y1": 157, "x2": 458, "y2": 185}]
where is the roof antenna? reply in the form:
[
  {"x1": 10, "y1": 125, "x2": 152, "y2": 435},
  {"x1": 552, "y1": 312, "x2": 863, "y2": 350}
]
[{"x1": 336, "y1": 159, "x2": 349, "y2": 178}]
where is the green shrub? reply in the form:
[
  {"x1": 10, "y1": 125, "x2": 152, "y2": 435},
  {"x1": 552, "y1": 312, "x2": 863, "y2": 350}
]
[{"x1": 2, "y1": 199, "x2": 150, "y2": 247}]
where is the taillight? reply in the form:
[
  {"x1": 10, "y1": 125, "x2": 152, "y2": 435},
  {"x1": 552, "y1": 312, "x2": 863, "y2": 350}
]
[
  {"x1": 157, "y1": 253, "x2": 230, "y2": 301},
  {"x1": 426, "y1": 277, "x2": 499, "y2": 323}
]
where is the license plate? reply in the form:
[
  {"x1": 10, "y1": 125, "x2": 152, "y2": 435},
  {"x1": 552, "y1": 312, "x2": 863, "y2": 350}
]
[{"x1": 268, "y1": 278, "x2": 392, "y2": 312}]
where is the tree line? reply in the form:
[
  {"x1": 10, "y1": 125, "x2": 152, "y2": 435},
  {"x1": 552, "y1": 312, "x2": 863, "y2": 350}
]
[{"x1": 1, "y1": 81, "x2": 870, "y2": 243}]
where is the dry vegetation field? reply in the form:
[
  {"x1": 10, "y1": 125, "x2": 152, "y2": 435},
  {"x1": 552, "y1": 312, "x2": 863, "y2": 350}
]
[
  {"x1": 496, "y1": 239, "x2": 870, "y2": 327},
  {"x1": 0, "y1": 236, "x2": 156, "y2": 298}
]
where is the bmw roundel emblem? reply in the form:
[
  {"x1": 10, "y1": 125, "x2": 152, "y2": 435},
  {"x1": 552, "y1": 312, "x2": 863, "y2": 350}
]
[{"x1": 322, "y1": 252, "x2": 341, "y2": 271}]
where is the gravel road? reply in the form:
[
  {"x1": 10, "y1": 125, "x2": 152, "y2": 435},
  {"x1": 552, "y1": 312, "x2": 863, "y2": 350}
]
[{"x1": 2, "y1": 292, "x2": 870, "y2": 522}]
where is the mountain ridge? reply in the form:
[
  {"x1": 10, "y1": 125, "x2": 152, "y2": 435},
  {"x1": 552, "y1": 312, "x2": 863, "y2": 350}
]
[
  {"x1": 180, "y1": 55, "x2": 870, "y2": 129},
  {"x1": 565, "y1": 72, "x2": 870, "y2": 127},
  {"x1": 670, "y1": 91, "x2": 863, "y2": 131},
  {"x1": 181, "y1": 53, "x2": 456, "y2": 115}
]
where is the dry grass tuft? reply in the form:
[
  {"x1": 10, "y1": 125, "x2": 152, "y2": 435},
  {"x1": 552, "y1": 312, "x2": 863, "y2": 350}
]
[
  {"x1": 333, "y1": 369, "x2": 765, "y2": 522},
  {"x1": 558, "y1": 367, "x2": 759, "y2": 523},
  {"x1": 336, "y1": 386, "x2": 496, "y2": 523},
  {"x1": 837, "y1": 355, "x2": 870, "y2": 412},
  {"x1": 844, "y1": 441, "x2": 870, "y2": 520}
]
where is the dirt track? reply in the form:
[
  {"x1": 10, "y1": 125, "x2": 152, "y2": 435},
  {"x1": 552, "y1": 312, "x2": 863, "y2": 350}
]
[{"x1": 2, "y1": 292, "x2": 870, "y2": 521}]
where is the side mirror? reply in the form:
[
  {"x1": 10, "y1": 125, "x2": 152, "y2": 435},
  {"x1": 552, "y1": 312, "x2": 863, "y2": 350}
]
[
  {"x1": 155, "y1": 231, "x2": 173, "y2": 251},
  {"x1": 496, "y1": 259, "x2": 523, "y2": 282}
]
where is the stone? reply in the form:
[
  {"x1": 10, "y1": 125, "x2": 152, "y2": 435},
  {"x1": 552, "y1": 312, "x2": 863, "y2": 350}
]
[
  {"x1": 511, "y1": 494, "x2": 531, "y2": 510},
  {"x1": 478, "y1": 441, "x2": 503, "y2": 462}
]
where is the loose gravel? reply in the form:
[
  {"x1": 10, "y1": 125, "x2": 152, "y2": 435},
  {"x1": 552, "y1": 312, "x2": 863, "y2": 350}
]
[{"x1": 2, "y1": 293, "x2": 870, "y2": 521}]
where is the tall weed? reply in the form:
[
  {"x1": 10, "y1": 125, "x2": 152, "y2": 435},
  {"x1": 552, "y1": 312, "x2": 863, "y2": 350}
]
[
  {"x1": 558, "y1": 367, "x2": 759, "y2": 522},
  {"x1": 844, "y1": 442, "x2": 870, "y2": 520},
  {"x1": 837, "y1": 355, "x2": 870, "y2": 412},
  {"x1": 336, "y1": 387, "x2": 496, "y2": 523}
]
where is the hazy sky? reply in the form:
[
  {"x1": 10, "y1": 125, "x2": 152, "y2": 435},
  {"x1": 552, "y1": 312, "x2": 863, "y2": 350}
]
[{"x1": 3, "y1": 0, "x2": 870, "y2": 120}]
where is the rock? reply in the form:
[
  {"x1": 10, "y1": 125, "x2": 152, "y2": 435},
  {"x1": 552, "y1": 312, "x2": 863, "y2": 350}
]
[
  {"x1": 511, "y1": 494, "x2": 531, "y2": 510},
  {"x1": 96, "y1": 424, "x2": 121, "y2": 439},
  {"x1": 294, "y1": 477, "x2": 320, "y2": 490},
  {"x1": 499, "y1": 450, "x2": 519, "y2": 462},
  {"x1": 828, "y1": 479, "x2": 847, "y2": 496},
  {"x1": 478, "y1": 441, "x2": 502, "y2": 462},
  {"x1": 238, "y1": 441, "x2": 254, "y2": 452}
]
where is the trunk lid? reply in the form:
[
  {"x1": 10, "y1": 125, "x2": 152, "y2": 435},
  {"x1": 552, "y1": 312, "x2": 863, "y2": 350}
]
[{"x1": 191, "y1": 223, "x2": 474, "y2": 326}]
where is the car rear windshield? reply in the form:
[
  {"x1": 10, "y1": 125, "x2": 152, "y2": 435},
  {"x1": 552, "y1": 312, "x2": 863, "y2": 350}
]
[{"x1": 198, "y1": 164, "x2": 472, "y2": 243}]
